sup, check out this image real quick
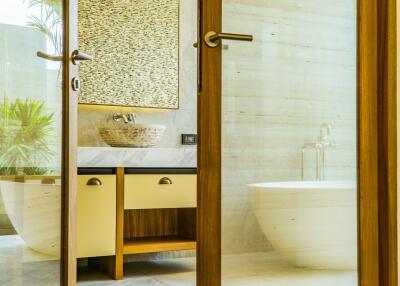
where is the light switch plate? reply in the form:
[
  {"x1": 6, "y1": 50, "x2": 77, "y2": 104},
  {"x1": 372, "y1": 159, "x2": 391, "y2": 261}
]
[{"x1": 181, "y1": 134, "x2": 197, "y2": 145}]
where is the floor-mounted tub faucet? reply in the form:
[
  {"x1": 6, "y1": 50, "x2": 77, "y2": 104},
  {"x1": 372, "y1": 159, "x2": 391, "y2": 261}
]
[
  {"x1": 301, "y1": 123, "x2": 338, "y2": 181},
  {"x1": 301, "y1": 142, "x2": 322, "y2": 181},
  {"x1": 317, "y1": 123, "x2": 338, "y2": 180}
]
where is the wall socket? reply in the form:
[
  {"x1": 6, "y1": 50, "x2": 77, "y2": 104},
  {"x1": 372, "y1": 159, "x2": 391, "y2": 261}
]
[{"x1": 181, "y1": 134, "x2": 197, "y2": 145}]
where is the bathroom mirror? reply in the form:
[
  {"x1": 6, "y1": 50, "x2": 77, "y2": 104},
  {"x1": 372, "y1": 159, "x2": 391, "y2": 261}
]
[{"x1": 77, "y1": 0, "x2": 179, "y2": 108}]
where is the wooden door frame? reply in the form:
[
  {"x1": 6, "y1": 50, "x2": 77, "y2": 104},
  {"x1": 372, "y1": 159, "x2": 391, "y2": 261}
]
[
  {"x1": 358, "y1": 1, "x2": 397, "y2": 285},
  {"x1": 197, "y1": 1, "x2": 397, "y2": 286},
  {"x1": 61, "y1": 0, "x2": 78, "y2": 285}
]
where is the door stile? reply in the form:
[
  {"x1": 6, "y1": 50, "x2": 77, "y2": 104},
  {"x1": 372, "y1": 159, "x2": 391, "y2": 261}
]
[
  {"x1": 197, "y1": 0, "x2": 222, "y2": 285},
  {"x1": 61, "y1": 0, "x2": 79, "y2": 285},
  {"x1": 376, "y1": 0, "x2": 397, "y2": 285},
  {"x1": 357, "y1": 0, "x2": 380, "y2": 284},
  {"x1": 358, "y1": 0, "x2": 398, "y2": 285}
]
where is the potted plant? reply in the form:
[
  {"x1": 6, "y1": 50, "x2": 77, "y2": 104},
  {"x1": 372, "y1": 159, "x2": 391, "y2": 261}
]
[{"x1": 0, "y1": 97, "x2": 55, "y2": 176}]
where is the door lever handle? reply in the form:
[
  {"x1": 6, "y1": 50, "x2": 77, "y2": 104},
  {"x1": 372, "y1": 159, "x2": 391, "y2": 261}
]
[
  {"x1": 193, "y1": 42, "x2": 229, "y2": 50},
  {"x1": 37, "y1": 51, "x2": 63, "y2": 61},
  {"x1": 205, "y1": 31, "x2": 253, "y2": 48},
  {"x1": 71, "y1": 50, "x2": 93, "y2": 65},
  {"x1": 37, "y1": 50, "x2": 93, "y2": 65}
]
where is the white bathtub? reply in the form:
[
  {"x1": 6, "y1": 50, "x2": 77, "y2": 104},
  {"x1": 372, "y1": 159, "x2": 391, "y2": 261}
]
[
  {"x1": 248, "y1": 181, "x2": 357, "y2": 270},
  {"x1": 0, "y1": 179, "x2": 61, "y2": 257}
]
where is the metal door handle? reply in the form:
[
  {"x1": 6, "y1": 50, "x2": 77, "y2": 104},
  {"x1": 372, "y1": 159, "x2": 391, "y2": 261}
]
[
  {"x1": 193, "y1": 42, "x2": 229, "y2": 50},
  {"x1": 205, "y1": 31, "x2": 253, "y2": 47},
  {"x1": 71, "y1": 50, "x2": 93, "y2": 65},
  {"x1": 37, "y1": 50, "x2": 93, "y2": 65},
  {"x1": 37, "y1": 51, "x2": 63, "y2": 61}
]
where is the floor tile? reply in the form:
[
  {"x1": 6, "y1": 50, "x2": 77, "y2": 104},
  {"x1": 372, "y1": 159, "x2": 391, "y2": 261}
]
[{"x1": 1, "y1": 235, "x2": 357, "y2": 286}]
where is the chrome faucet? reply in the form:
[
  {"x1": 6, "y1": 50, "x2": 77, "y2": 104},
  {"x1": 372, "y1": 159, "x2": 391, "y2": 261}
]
[
  {"x1": 301, "y1": 123, "x2": 338, "y2": 181},
  {"x1": 113, "y1": 112, "x2": 137, "y2": 124},
  {"x1": 317, "y1": 123, "x2": 334, "y2": 180}
]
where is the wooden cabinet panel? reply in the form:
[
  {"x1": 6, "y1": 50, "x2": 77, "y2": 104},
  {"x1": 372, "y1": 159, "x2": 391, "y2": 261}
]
[
  {"x1": 124, "y1": 174, "x2": 197, "y2": 209},
  {"x1": 77, "y1": 175, "x2": 116, "y2": 258}
]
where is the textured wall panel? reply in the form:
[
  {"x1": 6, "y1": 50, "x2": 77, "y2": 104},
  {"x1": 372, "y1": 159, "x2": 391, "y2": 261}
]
[{"x1": 78, "y1": 0, "x2": 179, "y2": 108}]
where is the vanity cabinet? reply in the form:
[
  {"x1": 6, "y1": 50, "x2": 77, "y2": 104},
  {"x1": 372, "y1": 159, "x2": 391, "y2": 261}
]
[
  {"x1": 123, "y1": 171, "x2": 197, "y2": 259},
  {"x1": 124, "y1": 174, "x2": 197, "y2": 209},
  {"x1": 77, "y1": 175, "x2": 116, "y2": 258},
  {"x1": 76, "y1": 168, "x2": 197, "y2": 280}
]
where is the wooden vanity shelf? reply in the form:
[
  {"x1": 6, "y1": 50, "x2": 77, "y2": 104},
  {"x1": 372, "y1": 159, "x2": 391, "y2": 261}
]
[
  {"x1": 124, "y1": 237, "x2": 196, "y2": 254},
  {"x1": 123, "y1": 208, "x2": 197, "y2": 255}
]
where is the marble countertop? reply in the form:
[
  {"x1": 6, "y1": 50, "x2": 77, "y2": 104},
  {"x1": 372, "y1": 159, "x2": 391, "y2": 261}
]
[{"x1": 78, "y1": 147, "x2": 197, "y2": 168}]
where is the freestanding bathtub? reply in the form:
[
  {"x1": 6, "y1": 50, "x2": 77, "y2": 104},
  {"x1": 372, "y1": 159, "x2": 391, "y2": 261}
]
[
  {"x1": 0, "y1": 179, "x2": 61, "y2": 257},
  {"x1": 248, "y1": 181, "x2": 357, "y2": 270}
]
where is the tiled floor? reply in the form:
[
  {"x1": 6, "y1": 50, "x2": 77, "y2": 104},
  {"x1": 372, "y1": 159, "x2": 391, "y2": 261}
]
[
  {"x1": 0, "y1": 235, "x2": 357, "y2": 286},
  {"x1": 0, "y1": 235, "x2": 59, "y2": 285},
  {"x1": 78, "y1": 252, "x2": 357, "y2": 286}
]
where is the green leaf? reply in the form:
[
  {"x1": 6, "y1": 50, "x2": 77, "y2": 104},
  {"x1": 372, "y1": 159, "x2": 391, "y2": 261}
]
[{"x1": 0, "y1": 98, "x2": 56, "y2": 175}]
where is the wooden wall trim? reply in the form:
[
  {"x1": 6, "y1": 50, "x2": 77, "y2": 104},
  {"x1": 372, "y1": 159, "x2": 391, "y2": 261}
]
[
  {"x1": 61, "y1": 0, "x2": 78, "y2": 285},
  {"x1": 197, "y1": 0, "x2": 222, "y2": 284}
]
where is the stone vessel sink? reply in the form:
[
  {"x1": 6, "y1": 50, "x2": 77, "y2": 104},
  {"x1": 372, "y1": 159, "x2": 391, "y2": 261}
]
[{"x1": 98, "y1": 123, "x2": 166, "y2": 148}]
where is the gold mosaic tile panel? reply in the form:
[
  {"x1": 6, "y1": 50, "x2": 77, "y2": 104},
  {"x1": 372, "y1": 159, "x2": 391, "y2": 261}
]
[{"x1": 78, "y1": 0, "x2": 179, "y2": 108}]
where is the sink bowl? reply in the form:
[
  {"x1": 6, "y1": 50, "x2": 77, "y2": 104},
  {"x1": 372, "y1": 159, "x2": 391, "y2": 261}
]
[{"x1": 98, "y1": 123, "x2": 166, "y2": 148}]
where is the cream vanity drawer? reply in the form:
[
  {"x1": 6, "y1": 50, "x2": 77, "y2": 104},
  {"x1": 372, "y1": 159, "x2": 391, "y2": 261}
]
[
  {"x1": 77, "y1": 175, "x2": 116, "y2": 258},
  {"x1": 124, "y1": 174, "x2": 197, "y2": 209}
]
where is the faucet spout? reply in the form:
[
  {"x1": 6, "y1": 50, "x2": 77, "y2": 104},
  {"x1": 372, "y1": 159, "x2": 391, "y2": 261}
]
[
  {"x1": 126, "y1": 113, "x2": 137, "y2": 124},
  {"x1": 113, "y1": 112, "x2": 136, "y2": 124},
  {"x1": 121, "y1": 115, "x2": 129, "y2": 124}
]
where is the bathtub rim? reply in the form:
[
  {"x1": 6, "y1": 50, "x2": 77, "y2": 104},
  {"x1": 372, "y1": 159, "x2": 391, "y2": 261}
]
[{"x1": 247, "y1": 180, "x2": 357, "y2": 192}]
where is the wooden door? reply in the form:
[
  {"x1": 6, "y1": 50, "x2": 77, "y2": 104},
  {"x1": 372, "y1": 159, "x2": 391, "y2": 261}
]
[
  {"x1": 197, "y1": 0, "x2": 397, "y2": 285},
  {"x1": 0, "y1": 0, "x2": 79, "y2": 285}
]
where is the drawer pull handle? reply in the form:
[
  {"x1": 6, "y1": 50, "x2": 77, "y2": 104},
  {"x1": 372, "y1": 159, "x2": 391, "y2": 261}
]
[
  {"x1": 86, "y1": 178, "x2": 102, "y2": 186},
  {"x1": 159, "y1": 177, "x2": 173, "y2": 185}
]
